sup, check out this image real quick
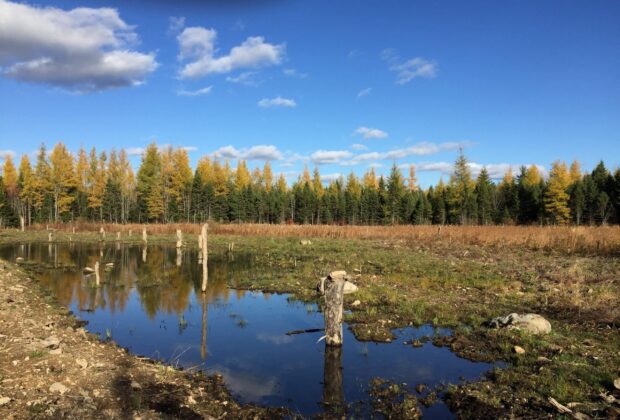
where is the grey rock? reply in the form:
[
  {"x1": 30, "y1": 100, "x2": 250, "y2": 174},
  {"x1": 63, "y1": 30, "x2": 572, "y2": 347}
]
[
  {"x1": 40, "y1": 336, "x2": 60, "y2": 349},
  {"x1": 0, "y1": 397, "x2": 10, "y2": 406},
  {"x1": 489, "y1": 313, "x2": 552, "y2": 335}
]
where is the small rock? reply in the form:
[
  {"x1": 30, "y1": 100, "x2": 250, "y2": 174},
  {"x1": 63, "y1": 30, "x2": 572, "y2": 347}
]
[
  {"x1": 76, "y1": 359, "x2": 88, "y2": 369},
  {"x1": 513, "y1": 345, "x2": 526, "y2": 354},
  {"x1": 49, "y1": 347, "x2": 62, "y2": 355},
  {"x1": 40, "y1": 336, "x2": 60, "y2": 349},
  {"x1": 0, "y1": 397, "x2": 10, "y2": 406},
  {"x1": 49, "y1": 382, "x2": 68, "y2": 395},
  {"x1": 343, "y1": 281, "x2": 359, "y2": 294},
  {"x1": 351, "y1": 300, "x2": 361, "y2": 307},
  {"x1": 614, "y1": 378, "x2": 620, "y2": 390},
  {"x1": 130, "y1": 381, "x2": 141, "y2": 390},
  {"x1": 299, "y1": 240, "x2": 312, "y2": 245},
  {"x1": 537, "y1": 356, "x2": 552, "y2": 364}
]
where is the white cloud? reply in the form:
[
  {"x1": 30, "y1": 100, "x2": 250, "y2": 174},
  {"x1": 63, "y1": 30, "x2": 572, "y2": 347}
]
[
  {"x1": 350, "y1": 143, "x2": 368, "y2": 151},
  {"x1": 176, "y1": 86, "x2": 212, "y2": 96},
  {"x1": 341, "y1": 142, "x2": 469, "y2": 166},
  {"x1": 177, "y1": 26, "x2": 284, "y2": 79},
  {"x1": 212, "y1": 145, "x2": 283, "y2": 161},
  {"x1": 258, "y1": 96, "x2": 296, "y2": 108},
  {"x1": 283, "y1": 68, "x2": 307, "y2": 78},
  {"x1": 310, "y1": 150, "x2": 352, "y2": 165},
  {"x1": 168, "y1": 16, "x2": 185, "y2": 34},
  {"x1": 391, "y1": 58, "x2": 437, "y2": 84},
  {"x1": 353, "y1": 126, "x2": 388, "y2": 140},
  {"x1": 357, "y1": 87, "x2": 372, "y2": 98},
  {"x1": 381, "y1": 49, "x2": 436, "y2": 85},
  {"x1": 415, "y1": 161, "x2": 547, "y2": 180},
  {"x1": 321, "y1": 173, "x2": 343, "y2": 183},
  {"x1": 0, "y1": 0, "x2": 158, "y2": 92},
  {"x1": 0, "y1": 149, "x2": 15, "y2": 160},
  {"x1": 125, "y1": 144, "x2": 197, "y2": 156},
  {"x1": 226, "y1": 71, "x2": 259, "y2": 86}
]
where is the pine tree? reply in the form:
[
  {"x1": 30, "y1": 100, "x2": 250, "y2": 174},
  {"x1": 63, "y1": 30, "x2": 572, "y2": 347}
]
[
  {"x1": 136, "y1": 143, "x2": 163, "y2": 222},
  {"x1": 18, "y1": 155, "x2": 34, "y2": 226},
  {"x1": 497, "y1": 169, "x2": 519, "y2": 224},
  {"x1": 449, "y1": 150, "x2": 476, "y2": 224},
  {"x1": 475, "y1": 168, "x2": 494, "y2": 225},
  {"x1": 544, "y1": 161, "x2": 571, "y2": 224},
  {"x1": 32, "y1": 144, "x2": 53, "y2": 222},
  {"x1": 386, "y1": 163, "x2": 406, "y2": 224}
]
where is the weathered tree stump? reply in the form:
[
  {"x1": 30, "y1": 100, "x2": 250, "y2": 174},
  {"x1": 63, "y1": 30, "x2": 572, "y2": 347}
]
[
  {"x1": 99, "y1": 227, "x2": 105, "y2": 242},
  {"x1": 116, "y1": 232, "x2": 121, "y2": 241},
  {"x1": 324, "y1": 271, "x2": 346, "y2": 346},
  {"x1": 95, "y1": 262, "x2": 100, "y2": 287},
  {"x1": 176, "y1": 229, "x2": 183, "y2": 249},
  {"x1": 142, "y1": 246, "x2": 147, "y2": 263},
  {"x1": 128, "y1": 229, "x2": 132, "y2": 237},
  {"x1": 201, "y1": 224, "x2": 208, "y2": 292},
  {"x1": 48, "y1": 231, "x2": 53, "y2": 242},
  {"x1": 142, "y1": 228, "x2": 147, "y2": 244},
  {"x1": 20, "y1": 216, "x2": 25, "y2": 232}
]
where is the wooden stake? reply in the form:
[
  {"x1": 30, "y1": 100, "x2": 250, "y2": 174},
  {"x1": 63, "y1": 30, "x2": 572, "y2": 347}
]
[
  {"x1": 142, "y1": 228, "x2": 147, "y2": 244},
  {"x1": 116, "y1": 231, "x2": 121, "y2": 241},
  {"x1": 48, "y1": 231, "x2": 53, "y2": 242},
  {"x1": 176, "y1": 229, "x2": 183, "y2": 248},
  {"x1": 201, "y1": 223, "x2": 208, "y2": 292},
  {"x1": 324, "y1": 271, "x2": 346, "y2": 346},
  {"x1": 99, "y1": 226, "x2": 105, "y2": 242}
]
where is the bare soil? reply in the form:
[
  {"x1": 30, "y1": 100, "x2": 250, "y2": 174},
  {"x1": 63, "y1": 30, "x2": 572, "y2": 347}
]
[{"x1": 0, "y1": 260, "x2": 289, "y2": 419}]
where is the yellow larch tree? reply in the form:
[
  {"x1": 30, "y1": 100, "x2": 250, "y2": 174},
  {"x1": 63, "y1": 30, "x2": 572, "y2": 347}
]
[
  {"x1": 544, "y1": 161, "x2": 571, "y2": 224},
  {"x1": 49, "y1": 142, "x2": 77, "y2": 221}
]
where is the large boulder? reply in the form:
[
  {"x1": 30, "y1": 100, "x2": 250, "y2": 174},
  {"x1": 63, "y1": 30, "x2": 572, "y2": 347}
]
[{"x1": 489, "y1": 313, "x2": 551, "y2": 335}]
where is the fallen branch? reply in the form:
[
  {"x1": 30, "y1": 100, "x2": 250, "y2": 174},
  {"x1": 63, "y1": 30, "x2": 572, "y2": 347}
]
[{"x1": 285, "y1": 328, "x2": 324, "y2": 336}]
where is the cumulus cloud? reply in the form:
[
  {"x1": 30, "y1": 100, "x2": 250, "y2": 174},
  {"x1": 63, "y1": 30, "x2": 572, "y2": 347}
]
[
  {"x1": 0, "y1": 0, "x2": 158, "y2": 92},
  {"x1": 353, "y1": 126, "x2": 388, "y2": 140},
  {"x1": 415, "y1": 161, "x2": 547, "y2": 180},
  {"x1": 381, "y1": 48, "x2": 436, "y2": 85},
  {"x1": 176, "y1": 86, "x2": 212, "y2": 96},
  {"x1": 212, "y1": 145, "x2": 283, "y2": 161},
  {"x1": 357, "y1": 87, "x2": 372, "y2": 98},
  {"x1": 341, "y1": 142, "x2": 469, "y2": 166},
  {"x1": 321, "y1": 173, "x2": 344, "y2": 183},
  {"x1": 125, "y1": 144, "x2": 197, "y2": 156},
  {"x1": 310, "y1": 150, "x2": 352, "y2": 165},
  {"x1": 258, "y1": 96, "x2": 296, "y2": 108},
  {"x1": 177, "y1": 26, "x2": 284, "y2": 79},
  {"x1": 350, "y1": 143, "x2": 368, "y2": 151}
]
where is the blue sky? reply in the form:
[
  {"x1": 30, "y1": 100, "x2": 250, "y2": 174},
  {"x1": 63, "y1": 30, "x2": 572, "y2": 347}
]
[{"x1": 1, "y1": 0, "x2": 619, "y2": 187}]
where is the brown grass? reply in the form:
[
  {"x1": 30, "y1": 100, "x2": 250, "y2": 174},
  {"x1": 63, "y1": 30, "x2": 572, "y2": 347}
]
[{"x1": 27, "y1": 222, "x2": 620, "y2": 256}]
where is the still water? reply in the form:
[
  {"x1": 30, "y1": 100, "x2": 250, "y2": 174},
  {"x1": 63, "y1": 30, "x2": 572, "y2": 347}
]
[{"x1": 0, "y1": 243, "x2": 499, "y2": 418}]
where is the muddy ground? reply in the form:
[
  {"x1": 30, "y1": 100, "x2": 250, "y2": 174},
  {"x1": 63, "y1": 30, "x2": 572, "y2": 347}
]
[{"x1": 0, "y1": 260, "x2": 290, "y2": 419}]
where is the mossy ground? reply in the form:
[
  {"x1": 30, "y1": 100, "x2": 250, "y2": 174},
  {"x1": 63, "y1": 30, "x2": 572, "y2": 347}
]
[{"x1": 1, "y1": 229, "x2": 619, "y2": 418}]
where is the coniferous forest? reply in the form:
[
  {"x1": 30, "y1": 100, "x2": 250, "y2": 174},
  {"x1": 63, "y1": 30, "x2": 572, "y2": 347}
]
[{"x1": 0, "y1": 142, "x2": 619, "y2": 228}]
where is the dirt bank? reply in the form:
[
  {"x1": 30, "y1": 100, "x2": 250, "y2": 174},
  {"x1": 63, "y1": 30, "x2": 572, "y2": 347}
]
[{"x1": 0, "y1": 260, "x2": 289, "y2": 419}]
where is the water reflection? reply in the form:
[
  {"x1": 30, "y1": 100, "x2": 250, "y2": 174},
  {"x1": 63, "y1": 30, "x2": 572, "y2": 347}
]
[{"x1": 0, "y1": 243, "x2": 500, "y2": 418}]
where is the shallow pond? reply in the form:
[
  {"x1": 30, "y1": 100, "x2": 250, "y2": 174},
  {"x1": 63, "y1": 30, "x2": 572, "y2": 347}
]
[{"x1": 0, "y1": 243, "x2": 500, "y2": 418}]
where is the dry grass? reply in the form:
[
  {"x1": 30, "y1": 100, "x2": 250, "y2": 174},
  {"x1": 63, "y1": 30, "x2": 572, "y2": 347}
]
[{"x1": 27, "y1": 222, "x2": 620, "y2": 256}]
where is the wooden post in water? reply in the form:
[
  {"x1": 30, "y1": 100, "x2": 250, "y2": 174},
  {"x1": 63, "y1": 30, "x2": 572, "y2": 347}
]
[
  {"x1": 201, "y1": 223, "x2": 208, "y2": 292},
  {"x1": 72, "y1": 226, "x2": 75, "y2": 234},
  {"x1": 116, "y1": 231, "x2": 121, "y2": 241},
  {"x1": 20, "y1": 216, "x2": 24, "y2": 232},
  {"x1": 176, "y1": 229, "x2": 183, "y2": 248},
  {"x1": 95, "y1": 261, "x2": 100, "y2": 287},
  {"x1": 99, "y1": 226, "x2": 105, "y2": 242},
  {"x1": 142, "y1": 228, "x2": 147, "y2": 244},
  {"x1": 48, "y1": 231, "x2": 53, "y2": 242},
  {"x1": 324, "y1": 271, "x2": 347, "y2": 346}
]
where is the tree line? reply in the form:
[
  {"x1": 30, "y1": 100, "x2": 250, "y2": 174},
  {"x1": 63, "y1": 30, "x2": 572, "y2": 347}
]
[{"x1": 0, "y1": 142, "x2": 619, "y2": 227}]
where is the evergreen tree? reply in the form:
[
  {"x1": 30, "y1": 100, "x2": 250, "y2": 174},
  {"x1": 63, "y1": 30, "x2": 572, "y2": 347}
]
[
  {"x1": 136, "y1": 143, "x2": 163, "y2": 222},
  {"x1": 448, "y1": 150, "x2": 476, "y2": 224},
  {"x1": 386, "y1": 163, "x2": 406, "y2": 224},
  {"x1": 475, "y1": 168, "x2": 494, "y2": 225}
]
